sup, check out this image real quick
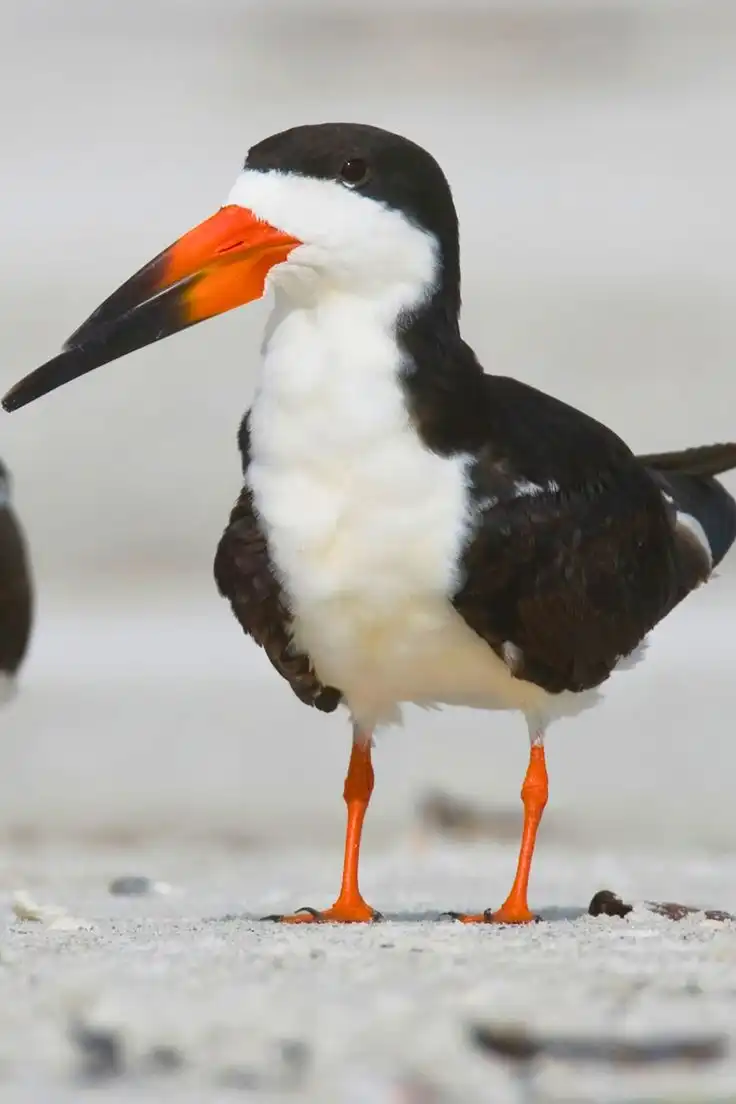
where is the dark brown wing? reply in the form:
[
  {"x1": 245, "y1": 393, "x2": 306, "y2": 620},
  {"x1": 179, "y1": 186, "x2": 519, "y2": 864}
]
[
  {"x1": 451, "y1": 376, "x2": 682, "y2": 696},
  {"x1": 213, "y1": 416, "x2": 341, "y2": 713},
  {"x1": 0, "y1": 505, "x2": 33, "y2": 676}
]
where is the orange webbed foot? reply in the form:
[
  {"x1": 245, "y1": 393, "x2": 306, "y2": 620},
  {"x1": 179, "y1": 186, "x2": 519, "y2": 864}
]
[
  {"x1": 447, "y1": 906, "x2": 540, "y2": 925},
  {"x1": 263, "y1": 900, "x2": 382, "y2": 924}
]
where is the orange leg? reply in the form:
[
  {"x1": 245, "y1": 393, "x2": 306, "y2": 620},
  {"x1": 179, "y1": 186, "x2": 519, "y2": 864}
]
[
  {"x1": 266, "y1": 729, "x2": 380, "y2": 924},
  {"x1": 456, "y1": 740, "x2": 548, "y2": 925}
]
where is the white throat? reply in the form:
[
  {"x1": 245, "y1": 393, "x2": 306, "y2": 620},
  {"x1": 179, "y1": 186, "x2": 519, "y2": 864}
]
[{"x1": 252, "y1": 282, "x2": 420, "y2": 456}]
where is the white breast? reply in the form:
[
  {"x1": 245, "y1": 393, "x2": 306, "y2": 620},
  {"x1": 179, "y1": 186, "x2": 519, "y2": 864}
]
[{"x1": 247, "y1": 289, "x2": 570, "y2": 729}]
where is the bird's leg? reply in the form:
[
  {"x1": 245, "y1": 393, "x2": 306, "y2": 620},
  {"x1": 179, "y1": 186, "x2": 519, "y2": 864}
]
[
  {"x1": 265, "y1": 726, "x2": 380, "y2": 923},
  {"x1": 454, "y1": 725, "x2": 548, "y2": 925}
]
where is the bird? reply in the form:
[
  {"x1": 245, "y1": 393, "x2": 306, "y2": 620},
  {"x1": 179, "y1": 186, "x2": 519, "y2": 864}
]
[
  {"x1": 0, "y1": 459, "x2": 33, "y2": 698},
  {"x1": 3, "y1": 121, "x2": 736, "y2": 924}
]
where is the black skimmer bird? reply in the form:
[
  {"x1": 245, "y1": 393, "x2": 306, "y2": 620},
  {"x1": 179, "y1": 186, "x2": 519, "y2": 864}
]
[
  {"x1": 4, "y1": 122, "x2": 736, "y2": 924},
  {"x1": 0, "y1": 459, "x2": 33, "y2": 696}
]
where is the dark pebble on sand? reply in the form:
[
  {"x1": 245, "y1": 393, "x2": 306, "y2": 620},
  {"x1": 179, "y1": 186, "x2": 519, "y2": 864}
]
[
  {"x1": 469, "y1": 1023, "x2": 726, "y2": 1067},
  {"x1": 588, "y1": 890, "x2": 633, "y2": 918},
  {"x1": 70, "y1": 1022, "x2": 124, "y2": 1080},
  {"x1": 108, "y1": 876, "x2": 155, "y2": 896},
  {"x1": 146, "y1": 1045, "x2": 185, "y2": 1073}
]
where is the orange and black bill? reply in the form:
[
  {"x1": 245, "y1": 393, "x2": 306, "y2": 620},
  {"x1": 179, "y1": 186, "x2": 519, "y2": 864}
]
[{"x1": 2, "y1": 206, "x2": 300, "y2": 413}]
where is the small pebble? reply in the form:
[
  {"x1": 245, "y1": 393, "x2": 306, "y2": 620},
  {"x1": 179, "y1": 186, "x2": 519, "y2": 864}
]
[
  {"x1": 279, "y1": 1038, "x2": 310, "y2": 1077},
  {"x1": 588, "y1": 890, "x2": 632, "y2": 919},
  {"x1": 108, "y1": 876, "x2": 172, "y2": 897},
  {"x1": 70, "y1": 1022, "x2": 124, "y2": 1080},
  {"x1": 145, "y1": 1044, "x2": 185, "y2": 1073}
]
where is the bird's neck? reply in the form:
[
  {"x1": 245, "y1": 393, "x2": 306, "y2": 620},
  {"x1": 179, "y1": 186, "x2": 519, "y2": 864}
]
[
  {"x1": 397, "y1": 297, "x2": 489, "y2": 457},
  {"x1": 250, "y1": 288, "x2": 412, "y2": 461},
  {"x1": 248, "y1": 281, "x2": 484, "y2": 467}
]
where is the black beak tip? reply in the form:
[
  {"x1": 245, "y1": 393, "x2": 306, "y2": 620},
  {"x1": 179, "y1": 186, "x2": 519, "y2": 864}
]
[
  {"x1": 2, "y1": 375, "x2": 40, "y2": 413},
  {"x1": 2, "y1": 390, "x2": 22, "y2": 414},
  {"x1": 2, "y1": 358, "x2": 69, "y2": 414}
]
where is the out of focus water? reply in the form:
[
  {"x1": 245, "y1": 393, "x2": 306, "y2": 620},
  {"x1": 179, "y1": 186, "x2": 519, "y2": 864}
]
[{"x1": 0, "y1": 1, "x2": 734, "y2": 845}]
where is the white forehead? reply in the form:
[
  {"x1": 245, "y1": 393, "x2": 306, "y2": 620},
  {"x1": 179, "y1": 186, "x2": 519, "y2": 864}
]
[{"x1": 225, "y1": 169, "x2": 437, "y2": 298}]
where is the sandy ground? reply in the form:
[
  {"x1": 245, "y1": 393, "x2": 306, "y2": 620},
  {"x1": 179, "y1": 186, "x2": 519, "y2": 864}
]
[
  {"x1": 3, "y1": 841, "x2": 736, "y2": 1103},
  {"x1": 1, "y1": 577, "x2": 736, "y2": 1101}
]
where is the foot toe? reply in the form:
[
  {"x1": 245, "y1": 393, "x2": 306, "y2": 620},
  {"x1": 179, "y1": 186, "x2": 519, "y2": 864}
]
[
  {"x1": 261, "y1": 904, "x2": 381, "y2": 924},
  {"x1": 444, "y1": 908, "x2": 540, "y2": 925}
]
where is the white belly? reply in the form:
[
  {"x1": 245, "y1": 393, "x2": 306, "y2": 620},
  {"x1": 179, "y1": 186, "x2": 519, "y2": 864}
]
[
  {"x1": 248, "y1": 464, "x2": 555, "y2": 730},
  {"x1": 293, "y1": 592, "x2": 561, "y2": 728}
]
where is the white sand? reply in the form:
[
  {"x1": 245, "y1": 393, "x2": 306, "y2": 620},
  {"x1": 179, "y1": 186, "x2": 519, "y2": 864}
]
[{"x1": 2, "y1": 841, "x2": 736, "y2": 1102}]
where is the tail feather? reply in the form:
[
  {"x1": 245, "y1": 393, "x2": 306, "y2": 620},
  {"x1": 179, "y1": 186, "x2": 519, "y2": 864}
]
[
  {"x1": 636, "y1": 443, "x2": 736, "y2": 478},
  {"x1": 643, "y1": 445, "x2": 736, "y2": 570}
]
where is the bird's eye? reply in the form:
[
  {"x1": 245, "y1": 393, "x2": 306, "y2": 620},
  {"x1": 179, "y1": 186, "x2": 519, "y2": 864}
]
[{"x1": 339, "y1": 158, "x2": 370, "y2": 188}]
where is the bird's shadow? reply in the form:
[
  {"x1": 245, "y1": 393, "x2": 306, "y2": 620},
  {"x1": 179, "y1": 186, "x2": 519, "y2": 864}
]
[
  {"x1": 362, "y1": 905, "x2": 586, "y2": 924},
  {"x1": 219, "y1": 905, "x2": 588, "y2": 925}
]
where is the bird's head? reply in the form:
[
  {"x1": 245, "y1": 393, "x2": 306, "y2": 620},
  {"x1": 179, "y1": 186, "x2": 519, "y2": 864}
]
[{"x1": 3, "y1": 123, "x2": 460, "y2": 413}]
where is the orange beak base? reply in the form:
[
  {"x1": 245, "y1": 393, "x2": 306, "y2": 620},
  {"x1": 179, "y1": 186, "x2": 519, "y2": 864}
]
[{"x1": 2, "y1": 206, "x2": 300, "y2": 413}]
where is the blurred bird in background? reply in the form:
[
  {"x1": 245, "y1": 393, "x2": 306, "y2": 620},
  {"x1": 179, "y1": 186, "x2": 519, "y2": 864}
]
[{"x1": 0, "y1": 459, "x2": 33, "y2": 699}]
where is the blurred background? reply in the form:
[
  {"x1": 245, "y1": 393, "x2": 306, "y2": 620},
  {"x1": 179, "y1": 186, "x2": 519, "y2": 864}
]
[{"x1": 0, "y1": 0, "x2": 734, "y2": 853}]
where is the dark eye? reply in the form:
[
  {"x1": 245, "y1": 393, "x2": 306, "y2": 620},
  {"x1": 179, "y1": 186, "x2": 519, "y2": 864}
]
[{"x1": 339, "y1": 158, "x2": 370, "y2": 188}]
